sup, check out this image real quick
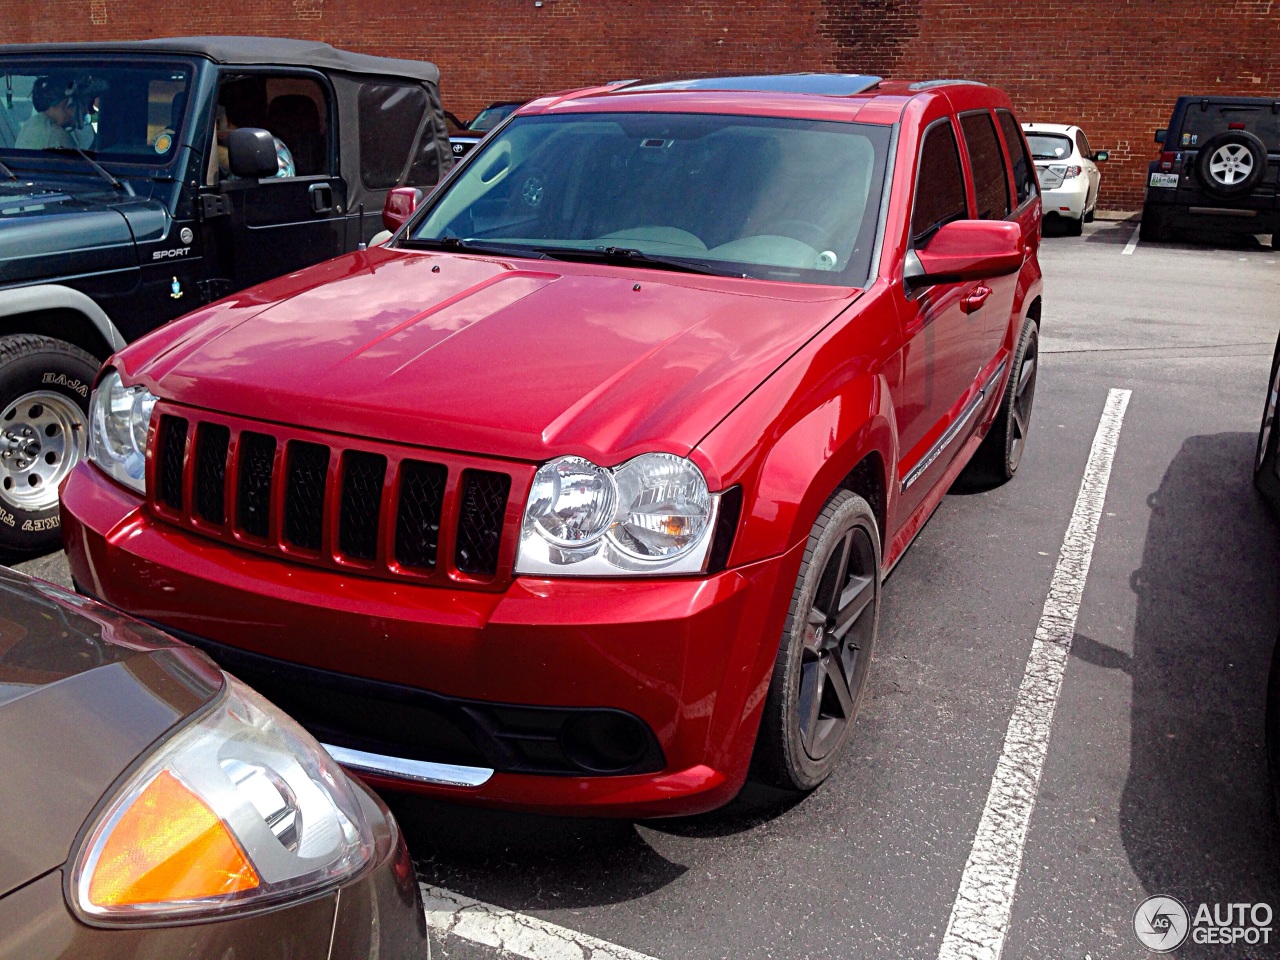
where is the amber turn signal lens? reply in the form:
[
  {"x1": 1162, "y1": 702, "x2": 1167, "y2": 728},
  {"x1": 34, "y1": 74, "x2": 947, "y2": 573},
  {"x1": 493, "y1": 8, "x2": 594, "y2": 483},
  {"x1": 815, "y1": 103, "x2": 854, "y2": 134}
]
[{"x1": 87, "y1": 770, "x2": 260, "y2": 907}]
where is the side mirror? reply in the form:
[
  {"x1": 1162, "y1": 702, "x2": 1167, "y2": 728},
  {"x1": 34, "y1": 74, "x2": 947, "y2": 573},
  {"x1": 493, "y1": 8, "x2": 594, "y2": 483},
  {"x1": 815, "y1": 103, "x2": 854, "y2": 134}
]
[
  {"x1": 382, "y1": 186, "x2": 424, "y2": 232},
  {"x1": 227, "y1": 128, "x2": 280, "y2": 180},
  {"x1": 904, "y1": 220, "x2": 1023, "y2": 288},
  {"x1": 1154, "y1": 128, "x2": 1168, "y2": 145},
  {"x1": 1092, "y1": 150, "x2": 1109, "y2": 162}
]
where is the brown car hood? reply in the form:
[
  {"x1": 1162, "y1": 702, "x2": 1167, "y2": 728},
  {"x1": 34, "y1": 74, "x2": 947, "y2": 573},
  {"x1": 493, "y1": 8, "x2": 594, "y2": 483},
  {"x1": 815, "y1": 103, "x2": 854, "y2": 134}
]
[{"x1": 0, "y1": 571, "x2": 221, "y2": 899}]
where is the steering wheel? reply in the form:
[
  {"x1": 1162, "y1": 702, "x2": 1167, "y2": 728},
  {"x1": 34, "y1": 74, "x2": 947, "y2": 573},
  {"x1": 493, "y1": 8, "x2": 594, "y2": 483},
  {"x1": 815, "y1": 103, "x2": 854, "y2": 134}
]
[{"x1": 772, "y1": 218, "x2": 830, "y2": 250}]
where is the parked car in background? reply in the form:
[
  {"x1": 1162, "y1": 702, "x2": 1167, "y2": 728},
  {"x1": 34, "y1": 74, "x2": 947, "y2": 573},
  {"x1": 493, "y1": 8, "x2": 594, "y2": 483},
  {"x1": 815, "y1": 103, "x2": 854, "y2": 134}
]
[
  {"x1": 1022, "y1": 122, "x2": 1106, "y2": 235},
  {"x1": 0, "y1": 567, "x2": 424, "y2": 959},
  {"x1": 1142, "y1": 96, "x2": 1280, "y2": 246},
  {"x1": 62, "y1": 74, "x2": 1043, "y2": 818},
  {"x1": 448, "y1": 100, "x2": 523, "y2": 158},
  {"x1": 0, "y1": 37, "x2": 452, "y2": 558}
]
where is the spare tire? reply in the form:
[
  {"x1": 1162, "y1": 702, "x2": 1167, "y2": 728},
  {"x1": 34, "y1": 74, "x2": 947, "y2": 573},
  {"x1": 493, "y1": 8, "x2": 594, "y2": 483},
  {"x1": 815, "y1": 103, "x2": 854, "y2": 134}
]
[{"x1": 1194, "y1": 130, "x2": 1267, "y2": 199}]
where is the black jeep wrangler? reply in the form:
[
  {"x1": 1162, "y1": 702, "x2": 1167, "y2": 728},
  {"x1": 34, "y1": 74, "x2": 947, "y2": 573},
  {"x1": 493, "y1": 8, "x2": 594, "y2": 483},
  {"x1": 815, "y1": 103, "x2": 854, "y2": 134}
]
[
  {"x1": 1142, "y1": 95, "x2": 1280, "y2": 245},
  {"x1": 0, "y1": 37, "x2": 451, "y2": 556}
]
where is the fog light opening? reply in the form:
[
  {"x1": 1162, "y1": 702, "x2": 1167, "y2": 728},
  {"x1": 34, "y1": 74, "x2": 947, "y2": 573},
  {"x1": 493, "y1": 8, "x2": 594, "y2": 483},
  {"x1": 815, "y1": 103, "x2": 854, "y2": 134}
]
[{"x1": 560, "y1": 711, "x2": 650, "y2": 774}]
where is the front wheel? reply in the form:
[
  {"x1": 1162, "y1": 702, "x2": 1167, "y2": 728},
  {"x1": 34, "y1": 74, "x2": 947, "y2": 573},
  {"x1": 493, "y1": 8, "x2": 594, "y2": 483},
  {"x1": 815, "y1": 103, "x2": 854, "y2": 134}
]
[
  {"x1": 0, "y1": 335, "x2": 97, "y2": 560},
  {"x1": 752, "y1": 490, "x2": 881, "y2": 792}
]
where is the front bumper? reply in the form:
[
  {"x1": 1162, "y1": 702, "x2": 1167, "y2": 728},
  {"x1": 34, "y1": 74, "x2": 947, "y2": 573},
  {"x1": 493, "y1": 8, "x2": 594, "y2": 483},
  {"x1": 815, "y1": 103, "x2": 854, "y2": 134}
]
[
  {"x1": 0, "y1": 778, "x2": 425, "y2": 960},
  {"x1": 62, "y1": 462, "x2": 800, "y2": 817}
]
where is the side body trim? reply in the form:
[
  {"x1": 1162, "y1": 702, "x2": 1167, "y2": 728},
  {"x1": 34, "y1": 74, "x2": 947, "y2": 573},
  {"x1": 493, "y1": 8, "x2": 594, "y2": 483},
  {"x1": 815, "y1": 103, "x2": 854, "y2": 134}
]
[{"x1": 900, "y1": 359, "x2": 1007, "y2": 492}]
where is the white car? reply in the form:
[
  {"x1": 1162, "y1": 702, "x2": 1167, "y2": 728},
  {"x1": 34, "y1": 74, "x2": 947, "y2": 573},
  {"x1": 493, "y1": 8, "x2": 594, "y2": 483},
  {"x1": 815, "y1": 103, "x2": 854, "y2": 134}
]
[{"x1": 1022, "y1": 122, "x2": 1107, "y2": 235}]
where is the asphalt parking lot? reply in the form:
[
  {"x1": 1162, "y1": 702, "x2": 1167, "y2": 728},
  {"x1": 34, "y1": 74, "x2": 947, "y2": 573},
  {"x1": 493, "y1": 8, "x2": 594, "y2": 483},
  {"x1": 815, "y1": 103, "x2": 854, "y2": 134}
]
[{"x1": 16, "y1": 218, "x2": 1280, "y2": 959}]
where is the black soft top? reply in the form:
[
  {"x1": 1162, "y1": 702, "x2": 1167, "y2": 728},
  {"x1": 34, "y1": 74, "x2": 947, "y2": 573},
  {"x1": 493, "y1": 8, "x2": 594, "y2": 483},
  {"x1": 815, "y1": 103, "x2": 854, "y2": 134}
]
[{"x1": 0, "y1": 36, "x2": 440, "y2": 85}]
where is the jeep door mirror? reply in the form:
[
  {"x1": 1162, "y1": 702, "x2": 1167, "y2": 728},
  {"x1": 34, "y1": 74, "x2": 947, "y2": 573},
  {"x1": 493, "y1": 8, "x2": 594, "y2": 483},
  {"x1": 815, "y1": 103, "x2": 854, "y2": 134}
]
[
  {"x1": 1154, "y1": 128, "x2": 1168, "y2": 144},
  {"x1": 382, "y1": 186, "x2": 424, "y2": 232},
  {"x1": 1092, "y1": 149, "x2": 1109, "y2": 162},
  {"x1": 904, "y1": 220, "x2": 1024, "y2": 288},
  {"x1": 227, "y1": 128, "x2": 280, "y2": 179}
]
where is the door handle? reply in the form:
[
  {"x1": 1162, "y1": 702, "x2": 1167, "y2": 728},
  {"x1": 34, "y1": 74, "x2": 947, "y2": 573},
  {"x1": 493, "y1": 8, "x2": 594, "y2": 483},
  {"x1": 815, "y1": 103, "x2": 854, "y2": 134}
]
[
  {"x1": 308, "y1": 182, "x2": 333, "y2": 214},
  {"x1": 961, "y1": 284, "x2": 992, "y2": 315}
]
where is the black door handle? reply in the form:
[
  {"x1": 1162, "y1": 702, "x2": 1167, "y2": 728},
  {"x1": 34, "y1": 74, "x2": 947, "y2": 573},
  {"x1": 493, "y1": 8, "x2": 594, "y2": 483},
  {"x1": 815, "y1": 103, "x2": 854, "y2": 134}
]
[{"x1": 308, "y1": 183, "x2": 333, "y2": 214}]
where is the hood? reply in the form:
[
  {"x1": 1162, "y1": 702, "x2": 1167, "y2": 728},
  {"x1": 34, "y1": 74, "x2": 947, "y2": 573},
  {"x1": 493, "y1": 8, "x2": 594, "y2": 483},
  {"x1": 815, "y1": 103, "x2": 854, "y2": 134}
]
[
  {"x1": 0, "y1": 569, "x2": 221, "y2": 898},
  {"x1": 122, "y1": 246, "x2": 858, "y2": 465},
  {"x1": 0, "y1": 176, "x2": 160, "y2": 283}
]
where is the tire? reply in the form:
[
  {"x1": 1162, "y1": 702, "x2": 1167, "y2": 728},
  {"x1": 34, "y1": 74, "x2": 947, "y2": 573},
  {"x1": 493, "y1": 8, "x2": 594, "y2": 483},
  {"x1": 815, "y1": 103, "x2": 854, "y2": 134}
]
[
  {"x1": 1254, "y1": 331, "x2": 1280, "y2": 511},
  {"x1": 1194, "y1": 131, "x2": 1267, "y2": 199},
  {"x1": 0, "y1": 334, "x2": 98, "y2": 560},
  {"x1": 1066, "y1": 211, "x2": 1084, "y2": 236},
  {"x1": 1139, "y1": 203, "x2": 1172, "y2": 243},
  {"x1": 1083, "y1": 203, "x2": 1095, "y2": 224},
  {"x1": 1267, "y1": 632, "x2": 1280, "y2": 819},
  {"x1": 966, "y1": 318, "x2": 1039, "y2": 485},
  {"x1": 752, "y1": 490, "x2": 880, "y2": 792}
]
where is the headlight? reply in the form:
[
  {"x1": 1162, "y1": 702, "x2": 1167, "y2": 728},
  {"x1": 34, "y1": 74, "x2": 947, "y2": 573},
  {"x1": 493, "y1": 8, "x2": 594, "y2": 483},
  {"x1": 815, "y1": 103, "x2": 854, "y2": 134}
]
[
  {"x1": 87, "y1": 369, "x2": 157, "y2": 494},
  {"x1": 71, "y1": 678, "x2": 373, "y2": 923},
  {"x1": 515, "y1": 453, "x2": 718, "y2": 576}
]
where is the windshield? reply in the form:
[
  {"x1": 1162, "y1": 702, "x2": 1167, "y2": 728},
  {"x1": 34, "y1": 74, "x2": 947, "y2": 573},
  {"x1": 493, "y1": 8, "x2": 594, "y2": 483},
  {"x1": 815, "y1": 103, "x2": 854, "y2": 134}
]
[
  {"x1": 469, "y1": 103, "x2": 519, "y2": 132},
  {"x1": 1025, "y1": 133, "x2": 1073, "y2": 161},
  {"x1": 410, "y1": 112, "x2": 890, "y2": 286},
  {"x1": 0, "y1": 59, "x2": 191, "y2": 165}
]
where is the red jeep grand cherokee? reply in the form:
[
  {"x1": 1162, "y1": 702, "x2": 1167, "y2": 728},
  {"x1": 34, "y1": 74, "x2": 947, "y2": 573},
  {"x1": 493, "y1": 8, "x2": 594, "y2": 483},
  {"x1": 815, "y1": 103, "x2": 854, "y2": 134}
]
[{"x1": 62, "y1": 75, "x2": 1043, "y2": 817}]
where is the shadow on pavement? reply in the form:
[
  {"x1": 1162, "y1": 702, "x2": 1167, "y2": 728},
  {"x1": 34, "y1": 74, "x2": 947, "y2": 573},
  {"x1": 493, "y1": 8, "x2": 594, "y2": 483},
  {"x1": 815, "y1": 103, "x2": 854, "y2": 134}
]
[{"x1": 1112, "y1": 432, "x2": 1280, "y2": 954}]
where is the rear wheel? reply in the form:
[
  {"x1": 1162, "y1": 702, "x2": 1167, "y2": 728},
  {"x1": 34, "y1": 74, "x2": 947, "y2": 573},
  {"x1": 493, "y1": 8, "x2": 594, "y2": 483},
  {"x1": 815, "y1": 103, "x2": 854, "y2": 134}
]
[
  {"x1": 753, "y1": 490, "x2": 880, "y2": 792},
  {"x1": 0, "y1": 335, "x2": 97, "y2": 560},
  {"x1": 966, "y1": 319, "x2": 1039, "y2": 484},
  {"x1": 1254, "y1": 332, "x2": 1280, "y2": 510},
  {"x1": 1066, "y1": 211, "x2": 1084, "y2": 236},
  {"x1": 1139, "y1": 203, "x2": 1172, "y2": 243}
]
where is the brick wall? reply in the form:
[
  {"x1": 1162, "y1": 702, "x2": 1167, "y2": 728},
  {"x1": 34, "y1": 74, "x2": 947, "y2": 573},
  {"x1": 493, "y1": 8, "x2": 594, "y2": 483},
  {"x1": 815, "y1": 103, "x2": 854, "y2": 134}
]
[{"x1": 8, "y1": 0, "x2": 1280, "y2": 209}]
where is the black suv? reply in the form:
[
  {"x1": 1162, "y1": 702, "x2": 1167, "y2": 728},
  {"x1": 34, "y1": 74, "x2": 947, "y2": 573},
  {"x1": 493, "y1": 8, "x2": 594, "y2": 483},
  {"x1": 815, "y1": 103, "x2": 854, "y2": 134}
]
[
  {"x1": 1142, "y1": 95, "x2": 1280, "y2": 245},
  {"x1": 0, "y1": 37, "x2": 451, "y2": 556}
]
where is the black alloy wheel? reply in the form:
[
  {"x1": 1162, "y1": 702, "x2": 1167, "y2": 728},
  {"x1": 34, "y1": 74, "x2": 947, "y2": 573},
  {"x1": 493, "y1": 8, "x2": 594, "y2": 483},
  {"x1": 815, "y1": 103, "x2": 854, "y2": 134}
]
[
  {"x1": 1254, "y1": 331, "x2": 1280, "y2": 512},
  {"x1": 966, "y1": 318, "x2": 1039, "y2": 484},
  {"x1": 753, "y1": 490, "x2": 880, "y2": 792}
]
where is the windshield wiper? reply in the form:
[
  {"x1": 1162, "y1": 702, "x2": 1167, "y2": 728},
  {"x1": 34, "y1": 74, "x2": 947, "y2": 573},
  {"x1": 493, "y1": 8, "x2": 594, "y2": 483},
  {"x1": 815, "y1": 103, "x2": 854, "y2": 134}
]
[
  {"x1": 534, "y1": 245, "x2": 736, "y2": 277},
  {"x1": 398, "y1": 236, "x2": 551, "y2": 259},
  {"x1": 43, "y1": 145, "x2": 125, "y2": 192}
]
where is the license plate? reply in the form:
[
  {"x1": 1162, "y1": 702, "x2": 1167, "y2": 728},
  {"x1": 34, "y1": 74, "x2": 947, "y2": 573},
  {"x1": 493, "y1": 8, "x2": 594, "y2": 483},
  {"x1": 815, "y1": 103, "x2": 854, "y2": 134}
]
[{"x1": 1148, "y1": 172, "x2": 1179, "y2": 189}]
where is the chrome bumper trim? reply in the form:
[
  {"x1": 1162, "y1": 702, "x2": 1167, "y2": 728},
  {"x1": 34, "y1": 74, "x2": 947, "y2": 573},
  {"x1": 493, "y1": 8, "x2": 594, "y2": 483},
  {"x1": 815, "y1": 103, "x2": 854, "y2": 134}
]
[{"x1": 323, "y1": 743, "x2": 495, "y2": 787}]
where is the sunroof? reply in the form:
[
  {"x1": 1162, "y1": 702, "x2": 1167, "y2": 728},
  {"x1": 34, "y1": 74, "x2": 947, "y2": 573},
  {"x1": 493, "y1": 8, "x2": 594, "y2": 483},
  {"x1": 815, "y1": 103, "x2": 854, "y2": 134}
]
[{"x1": 625, "y1": 74, "x2": 882, "y2": 96}]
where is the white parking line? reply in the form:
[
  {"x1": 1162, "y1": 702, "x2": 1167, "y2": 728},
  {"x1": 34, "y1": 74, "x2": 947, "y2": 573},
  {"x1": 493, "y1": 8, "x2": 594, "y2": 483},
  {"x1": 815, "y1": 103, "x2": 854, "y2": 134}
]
[
  {"x1": 936, "y1": 387, "x2": 1132, "y2": 960},
  {"x1": 422, "y1": 884, "x2": 663, "y2": 960},
  {"x1": 1121, "y1": 228, "x2": 1140, "y2": 255}
]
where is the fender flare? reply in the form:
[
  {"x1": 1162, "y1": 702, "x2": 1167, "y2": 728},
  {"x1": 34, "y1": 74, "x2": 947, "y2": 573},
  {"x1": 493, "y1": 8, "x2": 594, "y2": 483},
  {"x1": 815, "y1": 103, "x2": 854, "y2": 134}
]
[
  {"x1": 0, "y1": 285, "x2": 126, "y2": 353},
  {"x1": 729, "y1": 372, "x2": 896, "y2": 567}
]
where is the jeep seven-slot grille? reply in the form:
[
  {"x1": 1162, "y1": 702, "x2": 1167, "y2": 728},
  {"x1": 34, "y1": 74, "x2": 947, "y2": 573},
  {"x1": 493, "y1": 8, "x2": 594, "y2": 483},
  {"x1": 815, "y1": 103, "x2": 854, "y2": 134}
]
[{"x1": 145, "y1": 406, "x2": 519, "y2": 587}]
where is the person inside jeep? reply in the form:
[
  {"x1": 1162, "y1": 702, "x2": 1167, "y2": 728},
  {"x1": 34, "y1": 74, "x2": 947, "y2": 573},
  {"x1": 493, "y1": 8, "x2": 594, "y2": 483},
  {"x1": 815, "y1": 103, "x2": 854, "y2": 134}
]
[
  {"x1": 15, "y1": 75, "x2": 76, "y2": 150},
  {"x1": 213, "y1": 77, "x2": 295, "y2": 179}
]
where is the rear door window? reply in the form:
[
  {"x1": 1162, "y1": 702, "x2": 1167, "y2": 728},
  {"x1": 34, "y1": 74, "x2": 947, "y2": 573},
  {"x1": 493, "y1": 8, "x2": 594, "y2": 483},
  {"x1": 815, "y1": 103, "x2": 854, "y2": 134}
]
[
  {"x1": 997, "y1": 111, "x2": 1037, "y2": 206},
  {"x1": 960, "y1": 111, "x2": 1010, "y2": 220},
  {"x1": 1179, "y1": 103, "x2": 1280, "y2": 148},
  {"x1": 358, "y1": 82, "x2": 429, "y2": 188},
  {"x1": 911, "y1": 120, "x2": 968, "y2": 247},
  {"x1": 1075, "y1": 129, "x2": 1092, "y2": 158}
]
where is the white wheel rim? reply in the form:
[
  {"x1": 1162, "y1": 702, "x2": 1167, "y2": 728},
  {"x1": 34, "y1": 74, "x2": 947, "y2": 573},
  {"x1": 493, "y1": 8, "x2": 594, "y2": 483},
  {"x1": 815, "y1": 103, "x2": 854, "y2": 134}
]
[
  {"x1": 0, "y1": 390, "x2": 87, "y2": 512},
  {"x1": 1209, "y1": 143, "x2": 1254, "y2": 186}
]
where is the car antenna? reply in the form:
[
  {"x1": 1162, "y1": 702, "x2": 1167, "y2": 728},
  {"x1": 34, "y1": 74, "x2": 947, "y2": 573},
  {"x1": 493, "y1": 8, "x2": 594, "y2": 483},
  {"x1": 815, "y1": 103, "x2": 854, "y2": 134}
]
[{"x1": 357, "y1": 202, "x2": 367, "y2": 251}]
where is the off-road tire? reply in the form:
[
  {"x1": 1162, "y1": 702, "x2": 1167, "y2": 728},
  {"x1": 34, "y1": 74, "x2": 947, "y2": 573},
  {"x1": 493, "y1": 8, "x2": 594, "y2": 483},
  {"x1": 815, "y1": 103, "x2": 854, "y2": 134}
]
[
  {"x1": 0, "y1": 334, "x2": 98, "y2": 561},
  {"x1": 752, "y1": 490, "x2": 881, "y2": 792}
]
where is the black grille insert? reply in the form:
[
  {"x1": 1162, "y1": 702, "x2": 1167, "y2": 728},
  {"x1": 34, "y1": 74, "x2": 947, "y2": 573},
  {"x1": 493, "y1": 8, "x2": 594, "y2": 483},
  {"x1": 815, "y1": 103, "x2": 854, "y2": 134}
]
[
  {"x1": 194, "y1": 423, "x2": 230, "y2": 525},
  {"x1": 394, "y1": 460, "x2": 447, "y2": 569},
  {"x1": 339, "y1": 451, "x2": 386, "y2": 561},
  {"x1": 284, "y1": 441, "x2": 329, "y2": 551},
  {"x1": 156, "y1": 416, "x2": 188, "y2": 511},
  {"x1": 455, "y1": 470, "x2": 510, "y2": 575},
  {"x1": 236, "y1": 432, "x2": 276, "y2": 539}
]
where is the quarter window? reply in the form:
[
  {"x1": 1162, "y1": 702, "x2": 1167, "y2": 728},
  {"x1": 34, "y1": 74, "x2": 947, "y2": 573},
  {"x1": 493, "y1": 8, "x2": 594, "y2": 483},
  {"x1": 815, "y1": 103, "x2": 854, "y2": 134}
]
[
  {"x1": 911, "y1": 120, "x2": 967, "y2": 247},
  {"x1": 997, "y1": 110, "x2": 1036, "y2": 206},
  {"x1": 960, "y1": 112, "x2": 1010, "y2": 220}
]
